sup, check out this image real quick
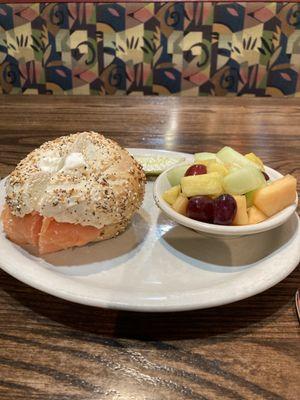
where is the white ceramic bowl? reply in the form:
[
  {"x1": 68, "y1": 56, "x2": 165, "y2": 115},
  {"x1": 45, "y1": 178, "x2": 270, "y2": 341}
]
[{"x1": 153, "y1": 164, "x2": 298, "y2": 237}]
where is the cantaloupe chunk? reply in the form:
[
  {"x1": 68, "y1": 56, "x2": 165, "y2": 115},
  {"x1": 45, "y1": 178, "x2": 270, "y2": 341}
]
[
  {"x1": 163, "y1": 185, "x2": 181, "y2": 205},
  {"x1": 247, "y1": 206, "x2": 267, "y2": 224},
  {"x1": 172, "y1": 194, "x2": 188, "y2": 216},
  {"x1": 232, "y1": 195, "x2": 248, "y2": 225},
  {"x1": 253, "y1": 174, "x2": 297, "y2": 217}
]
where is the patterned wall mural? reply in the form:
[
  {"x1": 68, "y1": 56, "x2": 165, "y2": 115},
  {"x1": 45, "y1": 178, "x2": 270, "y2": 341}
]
[{"x1": 1, "y1": 2, "x2": 300, "y2": 96}]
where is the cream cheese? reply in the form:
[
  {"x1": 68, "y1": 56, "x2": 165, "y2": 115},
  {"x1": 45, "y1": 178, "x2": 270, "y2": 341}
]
[
  {"x1": 38, "y1": 151, "x2": 62, "y2": 173},
  {"x1": 38, "y1": 151, "x2": 86, "y2": 174},
  {"x1": 63, "y1": 152, "x2": 87, "y2": 170}
]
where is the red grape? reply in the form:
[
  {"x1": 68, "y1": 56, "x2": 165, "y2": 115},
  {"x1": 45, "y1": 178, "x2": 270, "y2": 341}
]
[
  {"x1": 187, "y1": 196, "x2": 214, "y2": 223},
  {"x1": 262, "y1": 171, "x2": 270, "y2": 181},
  {"x1": 213, "y1": 194, "x2": 237, "y2": 225},
  {"x1": 185, "y1": 164, "x2": 207, "y2": 176}
]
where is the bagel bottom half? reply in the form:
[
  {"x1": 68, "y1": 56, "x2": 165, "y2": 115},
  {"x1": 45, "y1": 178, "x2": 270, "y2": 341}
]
[{"x1": 95, "y1": 220, "x2": 128, "y2": 242}]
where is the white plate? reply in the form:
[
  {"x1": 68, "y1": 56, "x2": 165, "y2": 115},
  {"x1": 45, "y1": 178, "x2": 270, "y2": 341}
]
[{"x1": 0, "y1": 149, "x2": 299, "y2": 312}]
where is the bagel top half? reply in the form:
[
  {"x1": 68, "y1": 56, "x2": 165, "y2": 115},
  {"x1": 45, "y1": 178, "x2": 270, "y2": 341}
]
[{"x1": 5, "y1": 132, "x2": 146, "y2": 229}]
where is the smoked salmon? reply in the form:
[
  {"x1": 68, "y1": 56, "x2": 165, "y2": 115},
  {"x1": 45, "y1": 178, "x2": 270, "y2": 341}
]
[
  {"x1": 1, "y1": 204, "x2": 43, "y2": 246},
  {"x1": 1, "y1": 204, "x2": 100, "y2": 254},
  {"x1": 38, "y1": 217, "x2": 100, "y2": 254}
]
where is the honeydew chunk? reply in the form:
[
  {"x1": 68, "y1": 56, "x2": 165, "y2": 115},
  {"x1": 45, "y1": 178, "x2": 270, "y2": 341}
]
[
  {"x1": 163, "y1": 185, "x2": 181, "y2": 205},
  {"x1": 253, "y1": 174, "x2": 297, "y2": 217},
  {"x1": 217, "y1": 146, "x2": 260, "y2": 170},
  {"x1": 194, "y1": 159, "x2": 215, "y2": 167},
  {"x1": 223, "y1": 167, "x2": 266, "y2": 195},
  {"x1": 245, "y1": 153, "x2": 264, "y2": 171},
  {"x1": 194, "y1": 152, "x2": 222, "y2": 163},
  {"x1": 207, "y1": 162, "x2": 228, "y2": 177},
  {"x1": 227, "y1": 163, "x2": 242, "y2": 173},
  {"x1": 245, "y1": 190, "x2": 256, "y2": 207},
  {"x1": 167, "y1": 165, "x2": 189, "y2": 186},
  {"x1": 172, "y1": 194, "x2": 188, "y2": 216},
  {"x1": 181, "y1": 172, "x2": 223, "y2": 197},
  {"x1": 247, "y1": 206, "x2": 267, "y2": 224},
  {"x1": 232, "y1": 195, "x2": 248, "y2": 225}
]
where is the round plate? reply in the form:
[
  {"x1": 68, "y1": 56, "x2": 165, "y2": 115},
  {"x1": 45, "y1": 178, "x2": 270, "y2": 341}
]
[{"x1": 0, "y1": 149, "x2": 299, "y2": 312}]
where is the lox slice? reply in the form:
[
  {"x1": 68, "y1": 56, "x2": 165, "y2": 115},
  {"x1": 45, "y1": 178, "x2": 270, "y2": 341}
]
[
  {"x1": 1, "y1": 204, "x2": 101, "y2": 254},
  {"x1": 38, "y1": 217, "x2": 100, "y2": 254},
  {"x1": 1, "y1": 204, "x2": 43, "y2": 246}
]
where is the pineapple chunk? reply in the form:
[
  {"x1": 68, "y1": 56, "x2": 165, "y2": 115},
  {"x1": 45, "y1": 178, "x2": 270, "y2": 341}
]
[
  {"x1": 181, "y1": 172, "x2": 223, "y2": 197},
  {"x1": 232, "y1": 195, "x2": 248, "y2": 225},
  {"x1": 245, "y1": 153, "x2": 264, "y2": 170},
  {"x1": 207, "y1": 162, "x2": 228, "y2": 177},
  {"x1": 247, "y1": 206, "x2": 267, "y2": 224},
  {"x1": 163, "y1": 185, "x2": 181, "y2": 205},
  {"x1": 195, "y1": 159, "x2": 227, "y2": 175},
  {"x1": 253, "y1": 174, "x2": 297, "y2": 217},
  {"x1": 172, "y1": 194, "x2": 188, "y2": 216}
]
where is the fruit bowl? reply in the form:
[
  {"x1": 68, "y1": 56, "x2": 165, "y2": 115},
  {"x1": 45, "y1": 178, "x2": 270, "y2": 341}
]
[{"x1": 153, "y1": 163, "x2": 298, "y2": 237}]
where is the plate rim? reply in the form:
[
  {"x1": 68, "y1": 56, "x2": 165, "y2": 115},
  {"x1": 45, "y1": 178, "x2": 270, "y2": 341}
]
[{"x1": 0, "y1": 226, "x2": 299, "y2": 312}]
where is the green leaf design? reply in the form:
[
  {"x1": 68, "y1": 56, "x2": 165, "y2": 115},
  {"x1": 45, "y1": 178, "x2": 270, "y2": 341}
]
[
  {"x1": 269, "y1": 47, "x2": 282, "y2": 69},
  {"x1": 153, "y1": 45, "x2": 163, "y2": 66}
]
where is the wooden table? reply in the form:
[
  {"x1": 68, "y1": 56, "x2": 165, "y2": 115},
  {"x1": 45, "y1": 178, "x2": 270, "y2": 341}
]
[{"x1": 0, "y1": 96, "x2": 299, "y2": 400}]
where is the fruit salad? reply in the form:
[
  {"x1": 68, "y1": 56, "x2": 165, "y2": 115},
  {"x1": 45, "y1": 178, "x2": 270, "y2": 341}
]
[{"x1": 162, "y1": 147, "x2": 297, "y2": 226}]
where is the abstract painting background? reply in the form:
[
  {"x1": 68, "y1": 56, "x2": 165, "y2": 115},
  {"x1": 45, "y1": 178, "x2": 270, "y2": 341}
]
[{"x1": 1, "y1": 2, "x2": 300, "y2": 95}]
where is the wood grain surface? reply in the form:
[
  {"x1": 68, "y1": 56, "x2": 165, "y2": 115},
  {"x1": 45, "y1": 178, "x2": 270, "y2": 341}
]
[{"x1": 0, "y1": 96, "x2": 299, "y2": 400}]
